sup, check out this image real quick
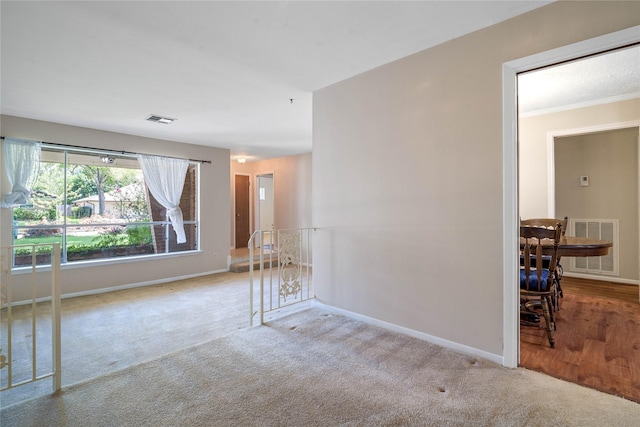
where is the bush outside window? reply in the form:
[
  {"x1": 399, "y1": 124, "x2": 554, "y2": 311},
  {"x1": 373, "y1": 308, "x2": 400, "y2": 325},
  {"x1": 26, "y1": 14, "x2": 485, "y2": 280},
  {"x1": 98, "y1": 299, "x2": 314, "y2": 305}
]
[{"x1": 11, "y1": 147, "x2": 198, "y2": 267}]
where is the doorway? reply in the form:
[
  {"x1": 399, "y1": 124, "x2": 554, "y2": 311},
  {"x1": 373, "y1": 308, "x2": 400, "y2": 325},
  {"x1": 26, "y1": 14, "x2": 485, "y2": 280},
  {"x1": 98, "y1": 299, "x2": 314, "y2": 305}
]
[
  {"x1": 255, "y1": 173, "x2": 274, "y2": 248},
  {"x1": 502, "y1": 25, "x2": 640, "y2": 368},
  {"x1": 234, "y1": 174, "x2": 250, "y2": 248},
  {"x1": 553, "y1": 126, "x2": 639, "y2": 282}
]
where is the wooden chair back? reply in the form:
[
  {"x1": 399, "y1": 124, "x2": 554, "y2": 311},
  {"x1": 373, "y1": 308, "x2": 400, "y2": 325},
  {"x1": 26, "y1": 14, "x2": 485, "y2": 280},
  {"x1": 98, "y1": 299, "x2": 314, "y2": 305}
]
[
  {"x1": 520, "y1": 217, "x2": 568, "y2": 236},
  {"x1": 520, "y1": 224, "x2": 561, "y2": 293}
]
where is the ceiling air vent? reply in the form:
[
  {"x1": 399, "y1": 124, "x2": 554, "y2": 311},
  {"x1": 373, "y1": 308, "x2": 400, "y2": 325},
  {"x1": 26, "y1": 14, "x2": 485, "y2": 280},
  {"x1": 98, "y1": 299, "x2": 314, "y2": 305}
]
[{"x1": 146, "y1": 114, "x2": 176, "y2": 124}]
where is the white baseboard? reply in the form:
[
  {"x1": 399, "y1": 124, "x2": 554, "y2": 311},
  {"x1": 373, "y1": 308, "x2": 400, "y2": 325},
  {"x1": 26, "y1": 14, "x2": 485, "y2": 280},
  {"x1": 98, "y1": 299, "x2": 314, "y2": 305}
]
[
  {"x1": 62, "y1": 268, "x2": 230, "y2": 300},
  {"x1": 310, "y1": 300, "x2": 504, "y2": 366},
  {"x1": 563, "y1": 272, "x2": 639, "y2": 286},
  {"x1": 10, "y1": 268, "x2": 230, "y2": 306}
]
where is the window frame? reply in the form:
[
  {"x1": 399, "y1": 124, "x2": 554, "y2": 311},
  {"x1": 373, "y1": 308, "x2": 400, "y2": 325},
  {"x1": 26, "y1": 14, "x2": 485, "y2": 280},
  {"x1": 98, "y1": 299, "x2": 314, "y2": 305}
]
[{"x1": 10, "y1": 144, "x2": 200, "y2": 269}]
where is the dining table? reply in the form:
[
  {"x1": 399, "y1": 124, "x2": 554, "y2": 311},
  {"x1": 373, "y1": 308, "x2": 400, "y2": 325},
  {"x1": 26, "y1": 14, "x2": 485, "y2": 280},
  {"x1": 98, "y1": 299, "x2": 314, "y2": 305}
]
[{"x1": 520, "y1": 235, "x2": 612, "y2": 257}]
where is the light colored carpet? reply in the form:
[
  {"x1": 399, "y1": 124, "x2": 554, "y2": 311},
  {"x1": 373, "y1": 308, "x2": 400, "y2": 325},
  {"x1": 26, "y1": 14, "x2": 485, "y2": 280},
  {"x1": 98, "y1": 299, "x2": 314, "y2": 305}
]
[
  {"x1": 0, "y1": 270, "x2": 307, "y2": 407},
  {"x1": 2, "y1": 306, "x2": 639, "y2": 426}
]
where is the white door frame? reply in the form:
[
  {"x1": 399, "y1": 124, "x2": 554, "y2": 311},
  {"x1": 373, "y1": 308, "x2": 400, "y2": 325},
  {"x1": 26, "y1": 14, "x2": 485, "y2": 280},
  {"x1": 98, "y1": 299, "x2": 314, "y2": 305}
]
[
  {"x1": 502, "y1": 25, "x2": 640, "y2": 368},
  {"x1": 254, "y1": 171, "x2": 275, "y2": 247}
]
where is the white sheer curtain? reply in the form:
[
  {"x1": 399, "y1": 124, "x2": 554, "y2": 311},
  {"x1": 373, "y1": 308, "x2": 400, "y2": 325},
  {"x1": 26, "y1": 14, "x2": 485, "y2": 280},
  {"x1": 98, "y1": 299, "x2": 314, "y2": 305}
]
[
  {"x1": 137, "y1": 154, "x2": 189, "y2": 244},
  {"x1": 1, "y1": 138, "x2": 42, "y2": 208}
]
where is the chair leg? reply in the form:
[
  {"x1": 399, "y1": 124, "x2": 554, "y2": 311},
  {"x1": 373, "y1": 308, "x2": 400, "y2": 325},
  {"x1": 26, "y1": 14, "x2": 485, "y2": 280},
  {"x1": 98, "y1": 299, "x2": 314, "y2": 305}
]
[
  {"x1": 550, "y1": 268, "x2": 563, "y2": 312},
  {"x1": 547, "y1": 295, "x2": 556, "y2": 330},
  {"x1": 540, "y1": 296, "x2": 555, "y2": 348}
]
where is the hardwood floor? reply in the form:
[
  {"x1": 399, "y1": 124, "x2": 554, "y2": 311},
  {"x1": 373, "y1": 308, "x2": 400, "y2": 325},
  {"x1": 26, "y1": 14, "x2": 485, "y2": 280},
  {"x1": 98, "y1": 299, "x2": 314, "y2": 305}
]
[{"x1": 520, "y1": 276, "x2": 640, "y2": 403}]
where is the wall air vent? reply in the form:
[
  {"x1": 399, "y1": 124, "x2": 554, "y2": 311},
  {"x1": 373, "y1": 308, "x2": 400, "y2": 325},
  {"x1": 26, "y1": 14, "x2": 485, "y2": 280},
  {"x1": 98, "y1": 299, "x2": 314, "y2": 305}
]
[
  {"x1": 570, "y1": 218, "x2": 619, "y2": 276},
  {"x1": 146, "y1": 115, "x2": 176, "y2": 124}
]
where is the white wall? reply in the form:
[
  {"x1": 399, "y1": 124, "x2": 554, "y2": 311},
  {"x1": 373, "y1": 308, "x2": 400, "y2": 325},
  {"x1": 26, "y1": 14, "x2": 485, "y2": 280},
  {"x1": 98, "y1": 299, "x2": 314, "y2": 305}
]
[
  {"x1": 312, "y1": 2, "x2": 640, "y2": 359},
  {"x1": 1, "y1": 115, "x2": 231, "y2": 301}
]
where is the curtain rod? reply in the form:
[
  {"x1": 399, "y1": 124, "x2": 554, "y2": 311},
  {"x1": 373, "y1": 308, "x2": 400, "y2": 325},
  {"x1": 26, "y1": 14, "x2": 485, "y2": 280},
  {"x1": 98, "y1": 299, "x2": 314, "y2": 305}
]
[{"x1": 1, "y1": 136, "x2": 211, "y2": 164}]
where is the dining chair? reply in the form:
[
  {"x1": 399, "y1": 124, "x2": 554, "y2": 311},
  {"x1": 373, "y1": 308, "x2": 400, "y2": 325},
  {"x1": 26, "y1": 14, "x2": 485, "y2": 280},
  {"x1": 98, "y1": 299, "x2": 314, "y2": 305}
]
[
  {"x1": 520, "y1": 223, "x2": 562, "y2": 348},
  {"x1": 520, "y1": 217, "x2": 568, "y2": 310}
]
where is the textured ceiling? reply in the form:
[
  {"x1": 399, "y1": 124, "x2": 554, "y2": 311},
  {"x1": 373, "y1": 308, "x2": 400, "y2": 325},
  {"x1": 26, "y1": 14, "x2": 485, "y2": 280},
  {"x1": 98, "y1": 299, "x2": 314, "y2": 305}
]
[
  {"x1": 3, "y1": 1, "x2": 636, "y2": 162},
  {"x1": 519, "y1": 45, "x2": 640, "y2": 116}
]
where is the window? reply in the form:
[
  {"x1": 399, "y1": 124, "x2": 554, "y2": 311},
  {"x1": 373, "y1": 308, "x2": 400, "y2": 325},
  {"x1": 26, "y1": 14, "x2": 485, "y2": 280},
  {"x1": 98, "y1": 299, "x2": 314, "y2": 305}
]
[{"x1": 11, "y1": 146, "x2": 199, "y2": 267}]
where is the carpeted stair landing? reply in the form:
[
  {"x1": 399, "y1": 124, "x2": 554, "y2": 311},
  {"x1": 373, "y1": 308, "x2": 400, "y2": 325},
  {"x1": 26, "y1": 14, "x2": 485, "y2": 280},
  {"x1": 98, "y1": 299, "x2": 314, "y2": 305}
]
[
  {"x1": 229, "y1": 250, "x2": 278, "y2": 273},
  {"x1": 2, "y1": 307, "x2": 639, "y2": 426},
  {"x1": 229, "y1": 258, "x2": 278, "y2": 273}
]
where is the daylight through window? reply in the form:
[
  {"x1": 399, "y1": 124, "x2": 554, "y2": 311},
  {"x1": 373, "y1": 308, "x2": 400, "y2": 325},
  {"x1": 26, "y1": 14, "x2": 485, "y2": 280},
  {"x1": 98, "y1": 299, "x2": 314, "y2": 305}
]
[{"x1": 11, "y1": 146, "x2": 199, "y2": 267}]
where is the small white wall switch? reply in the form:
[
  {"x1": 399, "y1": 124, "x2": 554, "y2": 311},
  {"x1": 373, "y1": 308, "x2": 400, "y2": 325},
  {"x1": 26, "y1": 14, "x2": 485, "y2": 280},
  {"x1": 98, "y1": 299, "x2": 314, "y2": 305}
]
[{"x1": 580, "y1": 176, "x2": 589, "y2": 187}]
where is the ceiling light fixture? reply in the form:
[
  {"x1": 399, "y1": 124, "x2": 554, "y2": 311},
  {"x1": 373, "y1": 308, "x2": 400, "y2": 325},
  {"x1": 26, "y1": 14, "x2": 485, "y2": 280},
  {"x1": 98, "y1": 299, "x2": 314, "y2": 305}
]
[
  {"x1": 146, "y1": 114, "x2": 177, "y2": 124},
  {"x1": 237, "y1": 157, "x2": 246, "y2": 164}
]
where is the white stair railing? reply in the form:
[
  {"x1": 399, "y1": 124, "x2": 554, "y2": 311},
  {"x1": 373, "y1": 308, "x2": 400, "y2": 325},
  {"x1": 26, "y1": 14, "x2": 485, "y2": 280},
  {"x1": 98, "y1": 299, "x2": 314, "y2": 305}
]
[
  {"x1": 249, "y1": 228, "x2": 315, "y2": 326},
  {"x1": 1, "y1": 243, "x2": 62, "y2": 394}
]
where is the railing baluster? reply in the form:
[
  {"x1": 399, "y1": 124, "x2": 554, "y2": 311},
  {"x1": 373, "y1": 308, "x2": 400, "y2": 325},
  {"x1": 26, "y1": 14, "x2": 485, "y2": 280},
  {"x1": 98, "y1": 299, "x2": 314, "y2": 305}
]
[
  {"x1": 248, "y1": 228, "x2": 315, "y2": 326},
  {"x1": 249, "y1": 231, "x2": 255, "y2": 326},
  {"x1": 269, "y1": 230, "x2": 274, "y2": 311},
  {"x1": 51, "y1": 243, "x2": 62, "y2": 391},
  {"x1": 0, "y1": 243, "x2": 62, "y2": 395},
  {"x1": 31, "y1": 245, "x2": 37, "y2": 382},
  {"x1": 6, "y1": 247, "x2": 14, "y2": 389},
  {"x1": 259, "y1": 231, "x2": 265, "y2": 325}
]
